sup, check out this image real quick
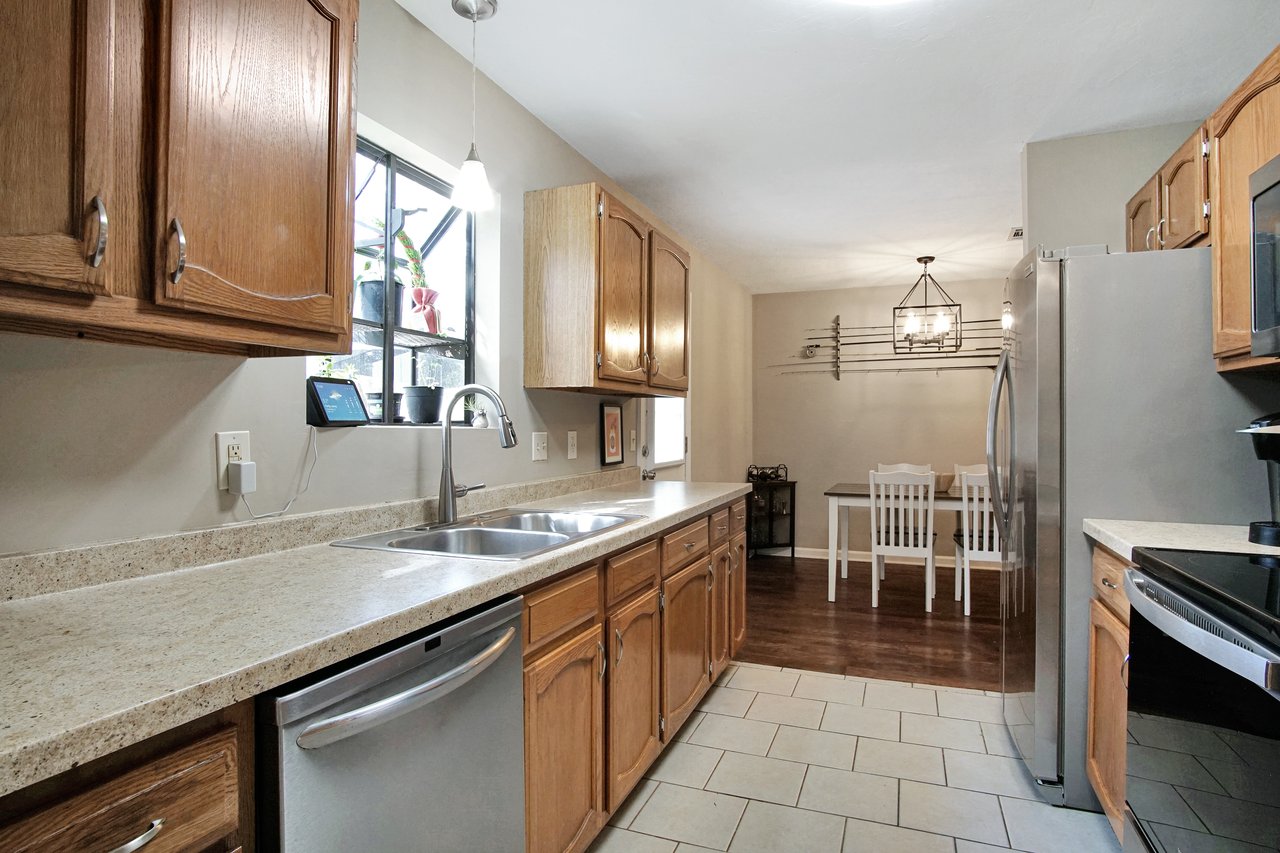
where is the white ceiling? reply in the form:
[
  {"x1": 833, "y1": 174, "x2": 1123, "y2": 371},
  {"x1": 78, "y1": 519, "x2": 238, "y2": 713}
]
[{"x1": 396, "y1": 0, "x2": 1280, "y2": 293}]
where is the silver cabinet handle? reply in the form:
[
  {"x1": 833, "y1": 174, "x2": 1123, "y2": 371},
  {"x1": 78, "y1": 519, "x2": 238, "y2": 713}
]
[
  {"x1": 1120, "y1": 654, "x2": 1130, "y2": 689},
  {"x1": 88, "y1": 195, "x2": 108, "y2": 267},
  {"x1": 1156, "y1": 218, "x2": 1166, "y2": 247},
  {"x1": 1144, "y1": 226, "x2": 1154, "y2": 250},
  {"x1": 169, "y1": 218, "x2": 186, "y2": 284},
  {"x1": 598, "y1": 641, "x2": 607, "y2": 681},
  {"x1": 650, "y1": 357, "x2": 660, "y2": 376},
  {"x1": 615, "y1": 628, "x2": 624, "y2": 667},
  {"x1": 1101, "y1": 578, "x2": 1118, "y2": 590},
  {"x1": 297, "y1": 626, "x2": 515, "y2": 749},
  {"x1": 715, "y1": 525, "x2": 728, "y2": 533},
  {"x1": 684, "y1": 542, "x2": 694, "y2": 550},
  {"x1": 109, "y1": 818, "x2": 165, "y2": 853}
]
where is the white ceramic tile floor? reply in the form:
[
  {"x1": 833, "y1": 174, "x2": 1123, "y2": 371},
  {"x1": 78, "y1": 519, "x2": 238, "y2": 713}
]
[{"x1": 592, "y1": 663, "x2": 1124, "y2": 853}]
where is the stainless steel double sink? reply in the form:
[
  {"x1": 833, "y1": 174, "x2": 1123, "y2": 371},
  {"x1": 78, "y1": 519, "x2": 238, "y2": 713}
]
[{"x1": 333, "y1": 508, "x2": 644, "y2": 560}]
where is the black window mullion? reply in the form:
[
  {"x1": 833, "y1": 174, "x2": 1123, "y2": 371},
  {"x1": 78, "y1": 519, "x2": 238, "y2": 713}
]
[{"x1": 381, "y1": 152, "x2": 398, "y2": 423}]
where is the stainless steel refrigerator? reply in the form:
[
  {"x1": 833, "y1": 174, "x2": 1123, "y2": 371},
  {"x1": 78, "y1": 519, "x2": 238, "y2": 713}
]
[{"x1": 986, "y1": 246, "x2": 1276, "y2": 809}]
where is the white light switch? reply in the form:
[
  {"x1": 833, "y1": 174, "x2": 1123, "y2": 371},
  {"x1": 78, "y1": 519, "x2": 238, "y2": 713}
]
[
  {"x1": 629, "y1": 430, "x2": 637, "y2": 452},
  {"x1": 567, "y1": 431, "x2": 578, "y2": 460},
  {"x1": 532, "y1": 432, "x2": 549, "y2": 462}
]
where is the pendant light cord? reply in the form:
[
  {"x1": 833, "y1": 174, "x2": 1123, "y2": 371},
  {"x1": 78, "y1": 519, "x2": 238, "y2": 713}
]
[{"x1": 470, "y1": 16, "x2": 478, "y2": 145}]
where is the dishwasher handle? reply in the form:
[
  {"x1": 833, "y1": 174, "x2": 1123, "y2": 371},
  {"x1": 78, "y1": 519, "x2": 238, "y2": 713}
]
[{"x1": 296, "y1": 626, "x2": 517, "y2": 750}]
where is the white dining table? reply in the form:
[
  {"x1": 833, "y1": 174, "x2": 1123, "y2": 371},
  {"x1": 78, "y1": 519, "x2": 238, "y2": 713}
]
[{"x1": 824, "y1": 482, "x2": 965, "y2": 602}]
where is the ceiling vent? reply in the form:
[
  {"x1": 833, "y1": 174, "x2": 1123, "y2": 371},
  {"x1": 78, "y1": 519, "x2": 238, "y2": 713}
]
[{"x1": 1007, "y1": 227, "x2": 1024, "y2": 241}]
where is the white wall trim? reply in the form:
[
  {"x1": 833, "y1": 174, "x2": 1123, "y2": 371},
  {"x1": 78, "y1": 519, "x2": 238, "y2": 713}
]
[{"x1": 755, "y1": 546, "x2": 1000, "y2": 571}]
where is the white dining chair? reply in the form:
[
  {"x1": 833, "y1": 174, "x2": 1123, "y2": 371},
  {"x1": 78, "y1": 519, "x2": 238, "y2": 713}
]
[
  {"x1": 878, "y1": 462, "x2": 932, "y2": 475},
  {"x1": 953, "y1": 470, "x2": 1000, "y2": 616},
  {"x1": 869, "y1": 470, "x2": 937, "y2": 612}
]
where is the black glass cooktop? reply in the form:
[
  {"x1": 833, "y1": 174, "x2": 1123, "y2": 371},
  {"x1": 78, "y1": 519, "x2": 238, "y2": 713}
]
[{"x1": 1131, "y1": 548, "x2": 1280, "y2": 646}]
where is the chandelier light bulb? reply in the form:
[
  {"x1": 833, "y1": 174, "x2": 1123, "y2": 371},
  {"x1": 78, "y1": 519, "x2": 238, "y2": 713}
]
[
  {"x1": 934, "y1": 310, "x2": 951, "y2": 335},
  {"x1": 903, "y1": 312, "x2": 921, "y2": 336},
  {"x1": 1002, "y1": 303, "x2": 1014, "y2": 330}
]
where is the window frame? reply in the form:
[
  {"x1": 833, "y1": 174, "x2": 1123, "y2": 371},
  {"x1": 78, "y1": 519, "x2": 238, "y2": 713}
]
[{"x1": 354, "y1": 136, "x2": 476, "y2": 424}]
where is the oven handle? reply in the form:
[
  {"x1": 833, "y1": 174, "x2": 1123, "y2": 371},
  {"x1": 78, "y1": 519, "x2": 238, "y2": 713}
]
[
  {"x1": 1123, "y1": 569, "x2": 1280, "y2": 696},
  {"x1": 296, "y1": 626, "x2": 516, "y2": 749}
]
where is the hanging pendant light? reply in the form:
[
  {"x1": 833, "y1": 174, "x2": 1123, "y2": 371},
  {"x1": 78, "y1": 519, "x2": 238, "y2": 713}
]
[
  {"x1": 892, "y1": 256, "x2": 963, "y2": 354},
  {"x1": 450, "y1": 0, "x2": 497, "y2": 212}
]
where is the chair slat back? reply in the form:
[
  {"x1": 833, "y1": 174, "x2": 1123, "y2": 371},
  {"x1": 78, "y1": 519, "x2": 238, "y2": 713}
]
[
  {"x1": 869, "y1": 470, "x2": 935, "y2": 552},
  {"x1": 960, "y1": 472, "x2": 1001, "y2": 557}
]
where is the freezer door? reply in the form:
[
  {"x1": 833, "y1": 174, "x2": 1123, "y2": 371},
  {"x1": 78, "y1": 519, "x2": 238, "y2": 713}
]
[{"x1": 1000, "y1": 250, "x2": 1062, "y2": 787}]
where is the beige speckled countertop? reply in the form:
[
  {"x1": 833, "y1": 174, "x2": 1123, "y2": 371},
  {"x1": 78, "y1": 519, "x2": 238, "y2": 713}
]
[
  {"x1": 1083, "y1": 518, "x2": 1280, "y2": 561},
  {"x1": 0, "y1": 480, "x2": 750, "y2": 798}
]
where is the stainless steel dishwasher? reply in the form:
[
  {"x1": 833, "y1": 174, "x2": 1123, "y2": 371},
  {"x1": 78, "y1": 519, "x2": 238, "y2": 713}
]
[{"x1": 259, "y1": 596, "x2": 524, "y2": 852}]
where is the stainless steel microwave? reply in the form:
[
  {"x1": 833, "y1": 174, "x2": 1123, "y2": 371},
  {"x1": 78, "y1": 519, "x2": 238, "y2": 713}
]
[{"x1": 1252, "y1": 152, "x2": 1280, "y2": 356}]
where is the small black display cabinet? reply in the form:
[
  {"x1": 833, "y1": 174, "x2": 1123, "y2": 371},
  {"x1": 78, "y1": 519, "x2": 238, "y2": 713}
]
[{"x1": 748, "y1": 479, "x2": 796, "y2": 558}]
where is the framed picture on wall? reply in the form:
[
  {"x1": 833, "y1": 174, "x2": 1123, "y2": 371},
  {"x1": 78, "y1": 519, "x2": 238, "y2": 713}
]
[{"x1": 600, "y1": 404, "x2": 623, "y2": 465}]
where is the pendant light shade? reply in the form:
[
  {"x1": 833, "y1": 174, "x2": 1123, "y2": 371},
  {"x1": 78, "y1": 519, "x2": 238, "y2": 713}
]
[
  {"x1": 451, "y1": 144, "x2": 493, "y2": 211},
  {"x1": 451, "y1": 0, "x2": 496, "y2": 212}
]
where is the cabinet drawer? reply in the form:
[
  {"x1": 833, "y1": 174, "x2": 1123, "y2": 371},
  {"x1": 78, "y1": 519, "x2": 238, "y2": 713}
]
[
  {"x1": 1092, "y1": 546, "x2": 1130, "y2": 625},
  {"x1": 710, "y1": 509, "x2": 731, "y2": 546},
  {"x1": 524, "y1": 565, "x2": 600, "y2": 656},
  {"x1": 0, "y1": 728, "x2": 238, "y2": 853},
  {"x1": 606, "y1": 540, "x2": 660, "y2": 607},
  {"x1": 662, "y1": 518, "x2": 709, "y2": 576},
  {"x1": 730, "y1": 500, "x2": 747, "y2": 536}
]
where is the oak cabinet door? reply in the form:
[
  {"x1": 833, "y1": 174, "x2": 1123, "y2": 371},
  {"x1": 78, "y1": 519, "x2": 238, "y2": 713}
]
[
  {"x1": 0, "y1": 0, "x2": 113, "y2": 295},
  {"x1": 1159, "y1": 127, "x2": 1209, "y2": 250},
  {"x1": 154, "y1": 0, "x2": 355, "y2": 337},
  {"x1": 606, "y1": 590, "x2": 661, "y2": 811},
  {"x1": 1124, "y1": 174, "x2": 1160, "y2": 253},
  {"x1": 661, "y1": 559, "x2": 711, "y2": 739},
  {"x1": 525, "y1": 624, "x2": 606, "y2": 853},
  {"x1": 648, "y1": 230, "x2": 690, "y2": 391},
  {"x1": 1086, "y1": 599, "x2": 1129, "y2": 844},
  {"x1": 709, "y1": 542, "x2": 731, "y2": 681},
  {"x1": 730, "y1": 532, "x2": 748, "y2": 658},
  {"x1": 1209, "y1": 47, "x2": 1280, "y2": 358},
  {"x1": 597, "y1": 192, "x2": 648, "y2": 385}
]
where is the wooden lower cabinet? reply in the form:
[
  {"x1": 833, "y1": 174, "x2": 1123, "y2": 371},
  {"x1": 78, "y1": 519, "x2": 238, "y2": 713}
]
[
  {"x1": 525, "y1": 623, "x2": 606, "y2": 853},
  {"x1": 709, "y1": 541, "x2": 731, "y2": 681},
  {"x1": 606, "y1": 589, "x2": 662, "y2": 810},
  {"x1": 1087, "y1": 598, "x2": 1129, "y2": 843},
  {"x1": 662, "y1": 558, "x2": 712, "y2": 739},
  {"x1": 729, "y1": 532, "x2": 747, "y2": 658}
]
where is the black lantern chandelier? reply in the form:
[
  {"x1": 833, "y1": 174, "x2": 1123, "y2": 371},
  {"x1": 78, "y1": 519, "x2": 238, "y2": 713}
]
[{"x1": 892, "y1": 256, "x2": 962, "y2": 353}]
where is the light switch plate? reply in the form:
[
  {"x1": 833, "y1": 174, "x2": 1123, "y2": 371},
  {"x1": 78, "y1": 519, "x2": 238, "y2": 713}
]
[
  {"x1": 531, "y1": 432, "x2": 548, "y2": 462},
  {"x1": 629, "y1": 430, "x2": 637, "y2": 452},
  {"x1": 567, "y1": 431, "x2": 578, "y2": 460}
]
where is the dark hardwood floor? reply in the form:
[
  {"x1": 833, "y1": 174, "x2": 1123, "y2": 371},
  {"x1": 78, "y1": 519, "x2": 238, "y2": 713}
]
[{"x1": 738, "y1": 555, "x2": 1002, "y2": 691}]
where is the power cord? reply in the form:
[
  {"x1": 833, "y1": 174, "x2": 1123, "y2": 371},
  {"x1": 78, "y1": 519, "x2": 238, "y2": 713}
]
[{"x1": 238, "y1": 426, "x2": 320, "y2": 520}]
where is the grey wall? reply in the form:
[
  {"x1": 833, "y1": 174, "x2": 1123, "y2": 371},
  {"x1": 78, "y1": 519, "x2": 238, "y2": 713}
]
[
  {"x1": 1022, "y1": 121, "x2": 1201, "y2": 254},
  {"x1": 0, "y1": 0, "x2": 752, "y2": 556},
  {"x1": 752, "y1": 279, "x2": 1004, "y2": 553}
]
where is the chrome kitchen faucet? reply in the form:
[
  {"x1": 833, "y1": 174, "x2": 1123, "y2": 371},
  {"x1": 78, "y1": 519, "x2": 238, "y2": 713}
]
[{"x1": 438, "y1": 384, "x2": 518, "y2": 524}]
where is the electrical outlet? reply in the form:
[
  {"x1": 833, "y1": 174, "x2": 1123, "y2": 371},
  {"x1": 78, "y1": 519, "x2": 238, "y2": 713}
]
[
  {"x1": 215, "y1": 431, "x2": 251, "y2": 490},
  {"x1": 567, "y1": 431, "x2": 578, "y2": 460},
  {"x1": 629, "y1": 429, "x2": 637, "y2": 452},
  {"x1": 531, "y1": 431, "x2": 549, "y2": 462}
]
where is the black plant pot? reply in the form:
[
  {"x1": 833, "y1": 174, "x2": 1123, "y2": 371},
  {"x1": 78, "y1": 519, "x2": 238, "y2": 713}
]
[
  {"x1": 403, "y1": 385, "x2": 443, "y2": 424},
  {"x1": 355, "y1": 279, "x2": 405, "y2": 326}
]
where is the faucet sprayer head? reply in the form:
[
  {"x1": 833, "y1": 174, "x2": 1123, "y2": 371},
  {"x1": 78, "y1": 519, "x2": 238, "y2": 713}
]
[{"x1": 498, "y1": 415, "x2": 518, "y2": 448}]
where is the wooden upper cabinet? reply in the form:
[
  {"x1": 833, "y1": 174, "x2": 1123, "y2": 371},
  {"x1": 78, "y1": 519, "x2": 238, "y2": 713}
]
[
  {"x1": 598, "y1": 193, "x2": 649, "y2": 385},
  {"x1": 648, "y1": 230, "x2": 690, "y2": 392},
  {"x1": 606, "y1": 589, "x2": 661, "y2": 811},
  {"x1": 524, "y1": 182, "x2": 690, "y2": 397},
  {"x1": 0, "y1": 0, "x2": 114, "y2": 295},
  {"x1": 1160, "y1": 126, "x2": 1209, "y2": 250},
  {"x1": 1210, "y1": 44, "x2": 1280, "y2": 361},
  {"x1": 1124, "y1": 174, "x2": 1159, "y2": 253},
  {"x1": 525, "y1": 624, "x2": 606, "y2": 853},
  {"x1": 154, "y1": 0, "x2": 355, "y2": 337}
]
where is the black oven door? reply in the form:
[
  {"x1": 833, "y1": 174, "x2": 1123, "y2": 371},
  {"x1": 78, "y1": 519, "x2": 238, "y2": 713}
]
[{"x1": 1122, "y1": 572, "x2": 1280, "y2": 852}]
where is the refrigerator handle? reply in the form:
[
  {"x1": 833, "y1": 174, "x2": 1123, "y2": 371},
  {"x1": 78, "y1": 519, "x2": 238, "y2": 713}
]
[{"x1": 986, "y1": 350, "x2": 1011, "y2": 544}]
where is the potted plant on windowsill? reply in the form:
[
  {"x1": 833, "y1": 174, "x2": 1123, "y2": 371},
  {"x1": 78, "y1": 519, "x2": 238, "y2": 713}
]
[{"x1": 404, "y1": 361, "x2": 443, "y2": 424}]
